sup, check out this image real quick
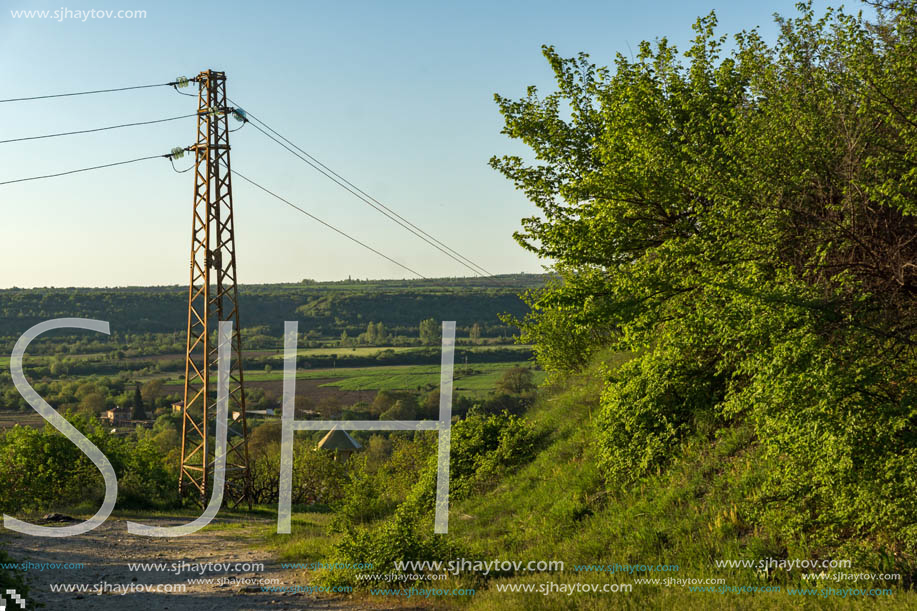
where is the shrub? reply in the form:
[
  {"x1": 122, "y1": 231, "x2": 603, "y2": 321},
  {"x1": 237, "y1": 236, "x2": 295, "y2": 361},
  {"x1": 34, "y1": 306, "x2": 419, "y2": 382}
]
[
  {"x1": 596, "y1": 346, "x2": 725, "y2": 486},
  {"x1": 320, "y1": 412, "x2": 540, "y2": 588}
]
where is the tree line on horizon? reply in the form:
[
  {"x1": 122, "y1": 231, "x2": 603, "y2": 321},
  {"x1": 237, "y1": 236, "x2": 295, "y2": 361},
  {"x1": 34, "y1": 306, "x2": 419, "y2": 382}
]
[{"x1": 0, "y1": 282, "x2": 538, "y2": 350}]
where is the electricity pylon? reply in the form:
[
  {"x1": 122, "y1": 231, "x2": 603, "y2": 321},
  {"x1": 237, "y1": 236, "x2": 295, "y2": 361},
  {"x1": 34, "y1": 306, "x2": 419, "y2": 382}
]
[{"x1": 178, "y1": 69, "x2": 251, "y2": 508}]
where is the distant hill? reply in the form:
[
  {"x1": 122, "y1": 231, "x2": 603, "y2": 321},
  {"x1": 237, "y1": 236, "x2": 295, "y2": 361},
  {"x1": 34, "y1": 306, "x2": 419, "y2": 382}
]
[{"x1": 0, "y1": 274, "x2": 549, "y2": 339}]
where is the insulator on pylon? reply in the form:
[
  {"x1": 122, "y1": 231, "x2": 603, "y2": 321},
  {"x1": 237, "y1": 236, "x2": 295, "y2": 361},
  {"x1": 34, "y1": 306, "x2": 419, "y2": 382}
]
[
  {"x1": 170, "y1": 147, "x2": 185, "y2": 159},
  {"x1": 232, "y1": 108, "x2": 247, "y2": 123},
  {"x1": 174, "y1": 76, "x2": 191, "y2": 88}
]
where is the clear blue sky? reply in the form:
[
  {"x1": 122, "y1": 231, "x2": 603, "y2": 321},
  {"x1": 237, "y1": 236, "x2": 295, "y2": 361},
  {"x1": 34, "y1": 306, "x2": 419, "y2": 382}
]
[{"x1": 0, "y1": 0, "x2": 847, "y2": 288}]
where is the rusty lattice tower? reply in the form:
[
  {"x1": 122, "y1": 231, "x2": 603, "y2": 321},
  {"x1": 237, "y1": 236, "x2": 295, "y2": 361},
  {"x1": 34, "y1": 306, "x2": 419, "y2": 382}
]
[{"x1": 178, "y1": 70, "x2": 251, "y2": 508}]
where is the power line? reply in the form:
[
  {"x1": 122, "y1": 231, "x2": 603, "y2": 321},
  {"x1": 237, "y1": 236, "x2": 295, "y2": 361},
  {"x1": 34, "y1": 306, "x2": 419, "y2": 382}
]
[
  {"x1": 241, "y1": 118, "x2": 499, "y2": 282},
  {"x1": 170, "y1": 156, "x2": 195, "y2": 173},
  {"x1": 0, "y1": 113, "x2": 198, "y2": 145},
  {"x1": 232, "y1": 169, "x2": 430, "y2": 280},
  {"x1": 239, "y1": 104, "x2": 494, "y2": 277},
  {"x1": 0, "y1": 81, "x2": 179, "y2": 104},
  {"x1": 228, "y1": 99, "x2": 496, "y2": 279},
  {"x1": 0, "y1": 154, "x2": 172, "y2": 186}
]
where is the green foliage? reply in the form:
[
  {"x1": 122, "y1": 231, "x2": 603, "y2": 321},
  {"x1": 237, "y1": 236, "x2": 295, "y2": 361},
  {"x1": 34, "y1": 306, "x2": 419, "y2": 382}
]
[
  {"x1": 419, "y1": 412, "x2": 540, "y2": 503},
  {"x1": 78, "y1": 391, "x2": 106, "y2": 414},
  {"x1": 491, "y1": 1, "x2": 917, "y2": 568},
  {"x1": 469, "y1": 322, "x2": 482, "y2": 343},
  {"x1": 596, "y1": 345, "x2": 725, "y2": 486},
  {"x1": 0, "y1": 414, "x2": 108, "y2": 512},
  {"x1": 495, "y1": 366, "x2": 536, "y2": 396},
  {"x1": 320, "y1": 413, "x2": 540, "y2": 587},
  {"x1": 380, "y1": 399, "x2": 415, "y2": 421},
  {"x1": 371, "y1": 390, "x2": 417, "y2": 418},
  {"x1": 0, "y1": 276, "x2": 541, "y2": 346},
  {"x1": 442, "y1": 356, "x2": 917, "y2": 610},
  {"x1": 117, "y1": 432, "x2": 179, "y2": 508},
  {"x1": 360, "y1": 321, "x2": 388, "y2": 345},
  {"x1": 501, "y1": 271, "x2": 615, "y2": 377},
  {"x1": 322, "y1": 502, "x2": 462, "y2": 588},
  {"x1": 468, "y1": 393, "x2": 529, "y2": 418},
  {"x1": 131, "y1": 382, "x2": 145, "y2": 420},
  {"x1": 331, "y1": 461, "x2": 399, "y2": 529},
  {"x1": 289, "y1": 445, "x2": 347, "y2": 506},
  {"x1": 248, "y1": 433, "x2": 347, "y2": 506},
  {"x1": 418, "y1": 318, "x2": 439, "y2": 345},
  {"x1": 0, "y1": 412, "x2": 179, "y2": 512},
  {"x1": 331, "y1": 433, "x2": 435, "y2": 530}
]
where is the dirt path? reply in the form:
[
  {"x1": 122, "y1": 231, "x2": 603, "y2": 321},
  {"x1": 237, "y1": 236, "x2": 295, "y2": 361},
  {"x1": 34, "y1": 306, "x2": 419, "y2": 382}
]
[{"x1": 2, "y1": 516, "x2": 415, "y2": 610}]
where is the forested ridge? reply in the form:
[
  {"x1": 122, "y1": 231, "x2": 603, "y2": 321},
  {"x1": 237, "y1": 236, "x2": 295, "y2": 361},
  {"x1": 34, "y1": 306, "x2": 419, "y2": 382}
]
[{"x1": 0, "y1": 274, "x2": 543, "y2": 339}]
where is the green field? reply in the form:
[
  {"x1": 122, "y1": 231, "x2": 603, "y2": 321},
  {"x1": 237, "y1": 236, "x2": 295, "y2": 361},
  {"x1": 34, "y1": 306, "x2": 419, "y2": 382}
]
[
  {"x1": 280, "y1": 344, "x2": 532, "y2": 359},
  {"x1": 316, "y1": 361, "x2": 542, "y2": 392},
  {"x1": 165, "y1": 361, "x2": 541, "y2": 395}
]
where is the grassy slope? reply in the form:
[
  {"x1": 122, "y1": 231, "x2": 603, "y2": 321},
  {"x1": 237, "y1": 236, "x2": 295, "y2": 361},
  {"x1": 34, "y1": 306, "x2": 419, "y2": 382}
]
[
  {"x1": 440, "y1": 353, "x2": 916, "y2": 610},
  {"x1": 28, "y1": 348, "x2": 914, "y2": 609}
]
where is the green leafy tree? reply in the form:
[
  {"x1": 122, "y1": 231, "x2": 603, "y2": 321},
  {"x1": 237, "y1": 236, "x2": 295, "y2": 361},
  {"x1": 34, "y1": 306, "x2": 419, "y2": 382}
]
[
  {"x1": 495, "y1": 366, "x2": 536, "y2": 396},
  {"x1": 141, "y1": 379, "x2": 164, "y2": 407},
  {"x1": 79, "y1": 392, "x2": 106, "y2": 415},
  {"x1": 132, "y1": 382, "x2": 146, "y2": 420},
  {"x1": 49, "y1": 357, "x2": 68, "y2": 377},
  {"x1": 380, "y1": 400, "x2": 415, "y2": 421},
  {"x1": 469, "y1": 322, "x2": 482, "y2": 344},
  {"x1": 491, "y1": 3, "x2": 917, "y2": 555},
  {"x1": 418, "y1": 318, "x2": 438, "y2": 345}
]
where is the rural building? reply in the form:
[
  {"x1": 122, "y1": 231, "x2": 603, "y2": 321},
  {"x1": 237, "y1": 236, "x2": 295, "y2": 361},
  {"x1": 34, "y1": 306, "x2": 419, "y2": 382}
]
[
  {"x1": 104, "y1": 406, "x2": 131, "y2": 427},
  {"x1": 317, "y1": 428, "x2": 362, "y2": 462},
  {"x1": 171, "y1": 401, "x2": 183, "y2": 414}
]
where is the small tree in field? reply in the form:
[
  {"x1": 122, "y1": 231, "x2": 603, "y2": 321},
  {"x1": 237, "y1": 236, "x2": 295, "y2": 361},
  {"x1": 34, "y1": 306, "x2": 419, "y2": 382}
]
[
  {"x1": 419, "y1": 318, "x2": 438, "y2": 345},
  {"x1": 496, "y1": 367, "x2": 536, "y2": 396},
  {"x1": 470, "y1": 323, "x2": 482, "y2": 344}
]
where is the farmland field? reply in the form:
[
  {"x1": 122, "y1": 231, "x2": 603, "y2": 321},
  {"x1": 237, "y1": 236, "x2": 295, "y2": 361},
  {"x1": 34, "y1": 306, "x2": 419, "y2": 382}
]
[
  {"x1": 286, "y1": 344, "x2": 532, "y2": 358},
  {"x1": 0, "y1": 411, "x2": 44, "y2": 429},
  {"x1": 163, "y1": 360, "x2": 541, "y2": 396}
]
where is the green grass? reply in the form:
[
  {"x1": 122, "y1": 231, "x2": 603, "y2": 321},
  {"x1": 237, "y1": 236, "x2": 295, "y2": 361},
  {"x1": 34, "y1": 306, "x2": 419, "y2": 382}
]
[
  {"x1": 250, "y1": 510, "x2": 338, "y2": 564},
  {"x1": 427, "y1": 351, "x2": 917, "y2": 610},
  {"x1": 319, "y1": 361, "x2": 545, "y2": 393},
  {"x1": 0, "y1": 355, "x2": 50, "y2": 368},
  {"x1": 21, "y1": 346, "x2": 914, "y2": 609},
  {"x1": 296, "y1": 346, "x2": 421, "y2": 357},
  {"x1": 164, "y1": 361, "x2": 544, "y2": 396},
  {"x1": 275, "y1": 344, "x2": 533, "y2": 359}
]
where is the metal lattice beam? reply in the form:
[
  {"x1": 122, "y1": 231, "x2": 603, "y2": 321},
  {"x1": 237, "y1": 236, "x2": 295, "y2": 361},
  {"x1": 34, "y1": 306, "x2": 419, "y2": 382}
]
[{"x1": 178, "y1": 70, "x2": 252, "y2": 509}]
